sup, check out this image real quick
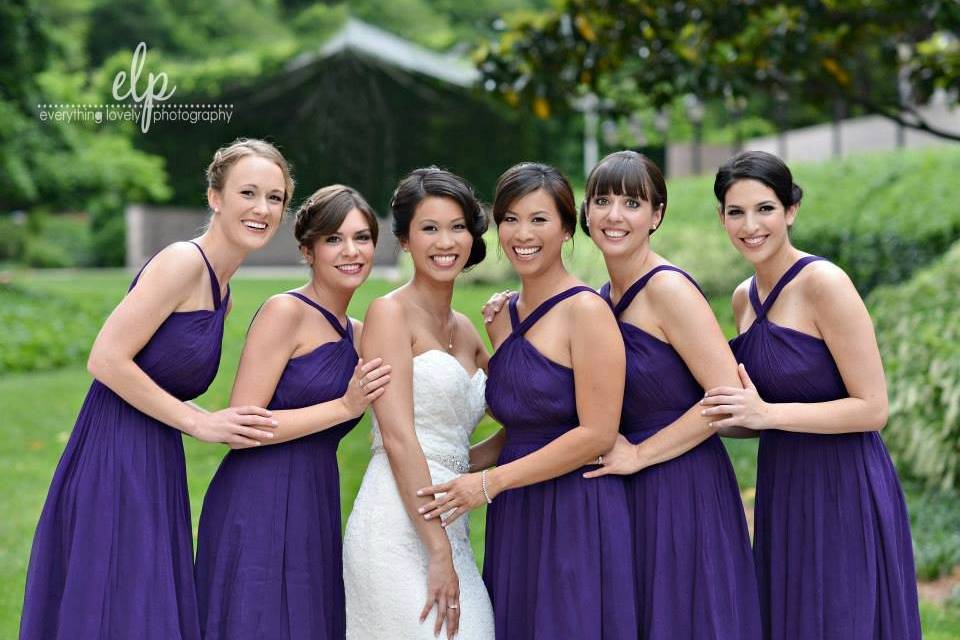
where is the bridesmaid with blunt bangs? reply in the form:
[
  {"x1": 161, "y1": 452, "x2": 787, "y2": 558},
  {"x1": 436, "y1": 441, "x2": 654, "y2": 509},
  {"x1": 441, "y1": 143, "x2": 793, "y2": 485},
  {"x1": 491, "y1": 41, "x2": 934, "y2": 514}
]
[
  {"x1": 706, "y1": 150, "x2": 920, "y2": 640},
  {"x1": 20, "y1": 139, "x2": 292, "y2": 640},
  {"x1": 418, "y1": 162, "x2": 637, "y2": 639},
  {"x1": 576, "y1": 150, "x2": 761, "y2": 639}
]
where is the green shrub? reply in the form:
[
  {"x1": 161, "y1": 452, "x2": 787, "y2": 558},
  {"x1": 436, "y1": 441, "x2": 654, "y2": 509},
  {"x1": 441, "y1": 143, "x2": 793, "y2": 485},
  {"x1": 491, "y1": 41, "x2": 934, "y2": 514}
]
[
  {"x1": 870, "y1": 240, "x2": 960, "y2": 490},
  {"x1": 905, "y1": 480, "x2": 960, "y2": 580},
  {"x1": 17, "y1": 212, "x2": 93, "y2": 268},
  {"x1": 0, "y1": 216, "x2": 26, "y2": 261},
  {"x1": 0, "y1": 283, "x2": 111, "y2": 374}
]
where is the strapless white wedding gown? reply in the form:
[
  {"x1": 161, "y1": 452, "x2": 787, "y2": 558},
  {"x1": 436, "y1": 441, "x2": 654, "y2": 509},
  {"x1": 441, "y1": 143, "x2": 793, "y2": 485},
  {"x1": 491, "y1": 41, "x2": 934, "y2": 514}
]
[{"x1": 343, "y1": 350, "x2": 495, "y2": 639}]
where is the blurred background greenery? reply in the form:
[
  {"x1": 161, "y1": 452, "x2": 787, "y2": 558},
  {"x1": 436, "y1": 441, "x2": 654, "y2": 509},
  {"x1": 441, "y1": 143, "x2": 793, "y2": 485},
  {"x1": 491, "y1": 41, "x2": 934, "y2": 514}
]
[{"x1": 3, "y1": 0, "x2": 960, "y2": 636}]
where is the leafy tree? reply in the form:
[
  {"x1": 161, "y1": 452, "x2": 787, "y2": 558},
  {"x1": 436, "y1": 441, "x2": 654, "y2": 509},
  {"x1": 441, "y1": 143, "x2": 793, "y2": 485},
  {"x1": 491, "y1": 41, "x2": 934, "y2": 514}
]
[{"x1": 478, "y1": 0, "x2": 960, "y2": 141}]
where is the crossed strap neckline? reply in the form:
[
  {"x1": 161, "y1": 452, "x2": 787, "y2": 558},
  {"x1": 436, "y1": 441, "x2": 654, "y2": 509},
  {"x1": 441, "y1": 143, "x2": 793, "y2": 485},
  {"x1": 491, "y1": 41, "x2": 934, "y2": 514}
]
[
  {"x1": 749, "y1": 256, "x2": 824, "y2": 319},
  {"x1": 600, "y1": 265, "x2": 705, "y2": 318},
  {"x1": 508, "y1": 285, "x2": 597, "y2": 335},
  {"x1": 284, "y1": 291, "x2": 353, "y2": 341}
]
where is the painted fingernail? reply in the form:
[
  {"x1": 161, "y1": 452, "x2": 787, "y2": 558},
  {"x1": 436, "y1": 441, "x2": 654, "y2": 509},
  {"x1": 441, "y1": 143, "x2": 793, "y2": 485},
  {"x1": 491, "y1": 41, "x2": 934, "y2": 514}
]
[
  {"x1": 418, "y1": 506, "x2": 425, "y2": 513},
  {"x1": 416, "y1": 490, "x2": 423, "y2": 496},
  {"x1": 700, "y1": 410, "x2": 706, "y2": 416}
]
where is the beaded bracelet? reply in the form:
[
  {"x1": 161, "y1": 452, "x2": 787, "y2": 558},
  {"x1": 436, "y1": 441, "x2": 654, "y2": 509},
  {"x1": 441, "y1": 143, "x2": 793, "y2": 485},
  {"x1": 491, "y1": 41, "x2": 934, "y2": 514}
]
[{"x1": 481, "y1": 469, "x2": 493, "y2": 504}]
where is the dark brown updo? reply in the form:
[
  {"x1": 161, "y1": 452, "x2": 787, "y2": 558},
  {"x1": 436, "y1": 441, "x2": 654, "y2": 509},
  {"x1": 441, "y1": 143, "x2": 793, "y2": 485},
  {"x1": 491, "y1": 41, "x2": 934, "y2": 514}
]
[
  {"x1": 492, "y1": 162, "x2": 577, "y2": 236},
  {"x1": 390, "y1": 167, "x2": 488, "y2": 269},
  {"x1": 714, "y1": 151, "x2": 803, "y2": 209},
  {"x1": 294, "y1": 184, "x2": 378, "y2": 248},
  {"x1": 580, "y1": 151, "x2": 667, "y2": 235}
]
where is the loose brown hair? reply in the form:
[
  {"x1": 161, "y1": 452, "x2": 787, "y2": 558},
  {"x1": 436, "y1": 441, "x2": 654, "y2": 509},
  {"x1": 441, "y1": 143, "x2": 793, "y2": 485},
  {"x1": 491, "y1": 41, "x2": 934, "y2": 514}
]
[
  {"x1": 294, "y1": 185, "x2": 379, "y2": 248},
  {"x1": 493, "y1": 162, "x2": 577, "y2": 236}
]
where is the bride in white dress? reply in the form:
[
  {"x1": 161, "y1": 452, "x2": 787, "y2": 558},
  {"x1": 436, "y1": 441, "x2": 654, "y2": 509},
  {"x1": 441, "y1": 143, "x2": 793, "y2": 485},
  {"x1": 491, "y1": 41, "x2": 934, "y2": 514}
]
[{"x1": 343, "y1": 168, "x2": 498, "y2": 639}]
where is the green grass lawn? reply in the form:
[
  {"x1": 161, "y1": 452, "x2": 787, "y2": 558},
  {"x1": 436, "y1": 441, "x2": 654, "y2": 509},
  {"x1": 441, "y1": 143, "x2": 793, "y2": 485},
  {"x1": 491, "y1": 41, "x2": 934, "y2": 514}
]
[{"x1": 1, "y1": 269, "x2": 958, "y2": 635}]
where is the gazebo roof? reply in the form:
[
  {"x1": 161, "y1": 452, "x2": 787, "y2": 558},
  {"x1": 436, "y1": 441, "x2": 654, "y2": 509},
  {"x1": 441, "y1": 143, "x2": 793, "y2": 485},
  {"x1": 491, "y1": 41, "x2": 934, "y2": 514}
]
[{"x1": 288, "y1": 18, "x2": 480, "y2": 88}]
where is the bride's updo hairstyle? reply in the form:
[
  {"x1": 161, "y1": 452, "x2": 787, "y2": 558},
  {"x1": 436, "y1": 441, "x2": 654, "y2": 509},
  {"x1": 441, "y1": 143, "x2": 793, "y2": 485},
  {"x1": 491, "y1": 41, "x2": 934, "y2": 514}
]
[
  {"x1": 713, "y1": 151, "x2": 803, "y2": 213},
  {"x1": 390, "y1": 167, "x2": 488, "y2": 268}
]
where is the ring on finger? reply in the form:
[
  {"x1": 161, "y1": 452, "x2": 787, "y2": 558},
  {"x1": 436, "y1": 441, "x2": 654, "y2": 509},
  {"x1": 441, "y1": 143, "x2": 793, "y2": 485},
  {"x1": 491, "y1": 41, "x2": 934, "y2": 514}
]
[
  {"x1": 447, "y1": 603, "x2": 459, "y2": 610},
  {"x1": 597, "y1": 455, "x2": 604, "y2": 465}
]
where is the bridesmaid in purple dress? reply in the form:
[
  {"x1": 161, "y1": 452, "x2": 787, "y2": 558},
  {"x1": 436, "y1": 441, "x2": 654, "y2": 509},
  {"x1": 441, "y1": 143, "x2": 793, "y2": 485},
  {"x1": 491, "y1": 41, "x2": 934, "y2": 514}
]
[
  {"x1": 575, "y1": 151, "x2": 760, "y2": 639},
  {"x1": 702, "y1": 151, "x2": 921, "y2": 639},
  {"x1": 20, "y1": 139, "x2": 294, "y2": 640},
  {"x1": 418, "y1": 163, "x2": 636, "y2": 639},
  {"x1": 195, "y1": 185, "x2": 391, "y2": 639}
]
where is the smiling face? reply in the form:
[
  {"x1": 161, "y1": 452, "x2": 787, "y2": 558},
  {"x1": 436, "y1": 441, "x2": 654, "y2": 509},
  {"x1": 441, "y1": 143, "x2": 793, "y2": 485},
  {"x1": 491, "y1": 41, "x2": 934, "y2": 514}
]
[
  {"x1": 586, "y1": 192, "x2": 662, "y2": 259},
  {"x1": 720, "y1": 178, "x2": 797, "y2": 265},
  {"x1": 207, "y1": 155, "x2": 286, "y2": 252},
  {"x1": 403, "y1": 196, "x2": 473, "y2": 283},
  {"x1": 303, "y1": 207, "x2": 375, "y2": 293},
  {"x1": 498, "y1": 188, "x2": 569, "y2": 278}
]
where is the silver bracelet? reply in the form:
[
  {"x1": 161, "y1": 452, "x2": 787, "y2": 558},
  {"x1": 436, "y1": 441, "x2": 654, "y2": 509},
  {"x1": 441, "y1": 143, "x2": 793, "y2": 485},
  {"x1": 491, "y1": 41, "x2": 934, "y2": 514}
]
[{"x1": 481, "y1": 469, "x2": 493, "y2": 504}]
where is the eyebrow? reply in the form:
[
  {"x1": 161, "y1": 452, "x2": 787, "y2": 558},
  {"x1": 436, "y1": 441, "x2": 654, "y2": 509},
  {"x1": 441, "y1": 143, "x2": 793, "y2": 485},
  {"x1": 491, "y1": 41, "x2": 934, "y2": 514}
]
[
  {"x1": 506, "y1": 209, "x2": 551, "y2": 216},
  {"x1": 419, "y1": 217, "x2": 466, "y2": 224},
  {"x1": 240, "y1": 183, "x2": 284, "y2": 193}
]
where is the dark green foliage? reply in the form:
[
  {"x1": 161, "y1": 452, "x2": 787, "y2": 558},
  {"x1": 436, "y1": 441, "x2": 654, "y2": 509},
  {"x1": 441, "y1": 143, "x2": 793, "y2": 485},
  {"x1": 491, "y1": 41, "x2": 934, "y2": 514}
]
[
  {"x1": 869, "y1": 240, "x2": 960, "y2": 490},
  {"x1": 479, "y1": 0, "x2": 960, "y2": 142},
  {"x1": 905, "y1": 481, "x2": 960, "y2": 581},
  {"x1": 0, "y1": 217, "x2": 27, "y2": 262}
]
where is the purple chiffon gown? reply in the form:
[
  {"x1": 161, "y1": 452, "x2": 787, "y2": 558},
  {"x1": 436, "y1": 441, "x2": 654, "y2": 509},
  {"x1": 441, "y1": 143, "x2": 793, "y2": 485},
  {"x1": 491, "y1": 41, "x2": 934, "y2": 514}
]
[
  {"x1": 483, "y1": 286, "x2": 637, "y2": 640},
  {"x1": 729, "y1": 256, "x2": 921, "y2": 640},
  {"x1": 20, "y1": 241, "x2": 225, "y2": 640},
  {"x1": 194, "y1": 292, "x2": 360, "y2": 640},
  {"x1": 600, "y1": 265, "x2": 761, "y2": 640}
]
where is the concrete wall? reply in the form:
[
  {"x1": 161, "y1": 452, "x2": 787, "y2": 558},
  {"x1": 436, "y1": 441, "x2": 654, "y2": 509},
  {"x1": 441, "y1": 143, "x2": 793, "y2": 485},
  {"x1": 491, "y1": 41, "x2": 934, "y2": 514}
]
[
  {"x1": 666, "y1": 101, "x2": 960, "y2": 177},
  {"x1": 125, "y1": 205, "x2": 399, "y2": 268}
]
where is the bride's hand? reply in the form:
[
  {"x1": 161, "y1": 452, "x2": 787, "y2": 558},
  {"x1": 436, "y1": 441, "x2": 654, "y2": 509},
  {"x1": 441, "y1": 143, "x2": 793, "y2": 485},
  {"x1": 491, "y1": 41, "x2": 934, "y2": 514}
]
[
  {"x1": 420, "y1": 550, "x2": 460, "y2": 638},
  {"x1": 417, "y1": 472, "x2": 490, "y2": 526},
  {"x1": 481, "y1": 289, "x2": 515, "y2": 324}
]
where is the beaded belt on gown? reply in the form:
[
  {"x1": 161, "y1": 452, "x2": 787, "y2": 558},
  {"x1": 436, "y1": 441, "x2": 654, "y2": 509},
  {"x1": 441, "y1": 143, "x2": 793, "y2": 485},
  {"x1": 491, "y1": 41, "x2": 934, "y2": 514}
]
[{"x1": 370, "y1": 446, "x2": 470, "y2": 474}]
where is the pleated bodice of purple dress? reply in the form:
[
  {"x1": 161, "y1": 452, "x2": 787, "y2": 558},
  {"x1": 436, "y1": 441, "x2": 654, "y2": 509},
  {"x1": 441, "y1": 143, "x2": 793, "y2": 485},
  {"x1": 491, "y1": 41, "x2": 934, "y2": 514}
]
[
  {"x1": 20, "y1": 241, "x2": 226, "y2": 640},
  {"x1": 600, "y1": 265, "x2": 761, "y2": 639},
  {"x1": 195, "y1": 292, "x2": 360, "y2": 640},
  {"x1": 483, "y1": 286, "x2": 637, "y2": 640},
  {"x1": 730, "y1": 255, "x2": 921, "y2": 640}
]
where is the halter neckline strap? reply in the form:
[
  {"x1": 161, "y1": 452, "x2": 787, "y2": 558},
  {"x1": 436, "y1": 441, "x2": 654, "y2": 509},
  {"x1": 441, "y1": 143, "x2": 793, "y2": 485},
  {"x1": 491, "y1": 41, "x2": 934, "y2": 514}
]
[
  {"x1": 749, "y1": 256, "x2": 824, "y2": 318},
  {"x1": 508, "y1": 286, "x2": 597, "y2": 335},
  {"x1": 601, "y1": 265, "x2": 704, "y2": 318},
  {"x1": 285, "y1": 292, "x2": 353, "y2": 341}
]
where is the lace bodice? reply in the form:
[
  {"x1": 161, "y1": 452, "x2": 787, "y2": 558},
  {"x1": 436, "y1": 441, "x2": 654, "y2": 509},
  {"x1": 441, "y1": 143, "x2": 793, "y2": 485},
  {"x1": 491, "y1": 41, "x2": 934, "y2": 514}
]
[{"x1": 371, "y1": 349, "x2": 486, "y2": 464}]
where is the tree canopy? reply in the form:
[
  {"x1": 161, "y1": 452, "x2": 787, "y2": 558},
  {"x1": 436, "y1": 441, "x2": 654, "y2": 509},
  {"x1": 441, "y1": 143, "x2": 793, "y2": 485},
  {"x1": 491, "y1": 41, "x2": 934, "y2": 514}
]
[{"x1": 477, "y1": 0, "x2": 960, "y2": 140}]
